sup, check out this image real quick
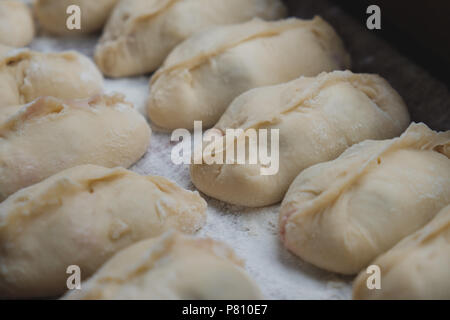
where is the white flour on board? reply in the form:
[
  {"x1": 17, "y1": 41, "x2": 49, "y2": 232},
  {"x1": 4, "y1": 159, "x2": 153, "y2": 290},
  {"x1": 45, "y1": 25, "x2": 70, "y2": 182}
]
[{"x1": 28, "y1": 32, "x2": 352, "y2": 300}]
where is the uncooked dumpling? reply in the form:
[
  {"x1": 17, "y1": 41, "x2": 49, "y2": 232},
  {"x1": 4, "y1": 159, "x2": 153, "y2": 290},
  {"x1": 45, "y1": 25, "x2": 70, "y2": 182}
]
[
  {"x1": 95, "y1": 0, "x2": 286, "y2": 77},
  {"x1": 0, "y1": 94, "x2": 151, "y2": 200},
  {"x1": 0, "y1": 49, "x2": 103, "y2": 107},
  {"x1": 353, "y1": 205, "x2": 450, "y2": 300},
  {"x1": 147, "y1": 17, "x2": 350, "y2": 130},
  {"x1": 63, "y1": 232, "x2": 262, "y2": 300},
  {"x1": 35, "y1": 0, "x2": 119, "y2": 35},
  {"x1": 0, "y1": 165, "x2": 207, "y2": 298},
  {"x1": 191, "y1": 71, "x2": 410, "y2": 207},
  {"x1": 280, "y1": 123, "x2": 450, "y2": 275},
  {"x1": 0, "y1": 0, "x2": 34, "y2": 47}
]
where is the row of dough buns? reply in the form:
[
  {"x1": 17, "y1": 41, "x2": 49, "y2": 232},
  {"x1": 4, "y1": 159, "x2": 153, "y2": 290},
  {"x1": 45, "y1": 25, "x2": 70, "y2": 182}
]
[{"x1": 0, "y1": 165, "x2": 207, "y2": 298}]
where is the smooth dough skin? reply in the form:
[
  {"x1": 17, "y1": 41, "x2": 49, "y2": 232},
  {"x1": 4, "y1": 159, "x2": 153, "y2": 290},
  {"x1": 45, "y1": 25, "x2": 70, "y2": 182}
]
[
  {"x1": 191, "y1": 71, "x2": 410, "y2": 207},
  {"x1": 0, "y1": 49, "x2": 103, "y2": 107},
  {"x1": 147, "y1": 17, "x2": 351, "y2": 130},
  {"x1": 353, "y1": 205, "x2": 450, "y2": 300},
  {"x1": 0, "y1": 94, "x2": 151, "y2": 201},
  {"x1": 95, "y1": 0, "x2": 286, "y2": 77},
  {"x1": 63, "y1": 232, "x2": 262, "y2": 300},
  {"x1": 279, "y1": 123, "x2": 450, "y2": 275},
  {"x1": 35, "y1": 0, "x2": 119, "y2": 35},
  {"x1": 0, "y1": 1, "x2": 34, "y2": 47},
  {"x1": 0, "y1": 165, "x2": 207, "y2": 298}
]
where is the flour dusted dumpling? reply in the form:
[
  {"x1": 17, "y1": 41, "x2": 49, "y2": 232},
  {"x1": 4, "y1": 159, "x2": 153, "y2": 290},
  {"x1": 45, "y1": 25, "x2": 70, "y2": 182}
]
[
  {"x1": 0, "y1": 94, "x2": 151, "y2": 201},
  {"x1": 0, "y1": 1, "x2": 34, "y2": 47},
  {"x1": 280, "y1": 123, "x2": 450, "y2": 275},
  {"x1": 0, "y1": 165, "x2": 207, "y2": 298},
  {"x1": 95, "y1": 0, "x2": 286, "y2": 77},
  {"x1": 148, "y1": 17, "x2": 350, "y2": 130},
  {"x1": 353, "y1": 205, "x2": 450, "y2": 300},
  {"x1": 191, "y1": 71, "x2": 410, "y2": 207},
  {"x1": 63, "y1": 232, "x2": 262, "y2": 300},
  {"x1": 35, "y1": 0, "x2": 119, "y2": 35},
  {"x1": 0, "y1": 49, "x2": 103, "y2": 107}
]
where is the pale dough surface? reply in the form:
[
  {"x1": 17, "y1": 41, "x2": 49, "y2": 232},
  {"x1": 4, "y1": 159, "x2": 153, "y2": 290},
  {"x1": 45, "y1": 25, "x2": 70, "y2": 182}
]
[
  {"x1": 0, "y1": 49, "x2": 103, "y2": 107},
  {"x1": 148, "y1": 17, "x2": 351, "y2": 130},
  {"x1": 95, "y1": 0, "x2": 286, "y2": 77},
  {"x1": 191, "y1": 71, "x2": 410, "y2": 207},
  {"x1": 353, "y1": 205, "x2": 450, "y2": 300},
  {"x1": 280, "y1": 123, "x2": 450, "y2": 275},
  {"x1": 63, "y1": 232, "x2": 262, "y2": 300},
  {"x1": 0, "y1": 165, "x2": 207, "y2": 298},
  {"x1": 0, "y1": 94, "x2": 151, "y2": 200},
  {"x1": 0, "y1": 0, "x2": 34, "y2": 47}
]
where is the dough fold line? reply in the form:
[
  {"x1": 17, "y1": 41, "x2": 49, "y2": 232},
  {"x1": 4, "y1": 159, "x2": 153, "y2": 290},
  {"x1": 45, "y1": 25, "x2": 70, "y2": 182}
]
[
  {"x1": 151, "y1": 17, "x2": 332, "y2": 84},
  {"x1": 280, "y1": 123, "x2": 450, "y2": 234}
]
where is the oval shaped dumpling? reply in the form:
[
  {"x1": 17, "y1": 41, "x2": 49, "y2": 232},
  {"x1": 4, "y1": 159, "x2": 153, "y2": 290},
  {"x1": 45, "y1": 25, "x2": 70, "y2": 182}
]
[
  {"x1": 279, "y1": 123, "x2": 450, "y2": 275},
  {"x1": 0, "y1": 1, "x2": 34, "y2": 47},
  {"x1": 35, "y1": 0, "x2": 119, "y2": 35},
  {"x1": 353, "y1": 205, "x2": 450, "y2": 300},
  {"x1": 148, "y1": 17, "x2": 351, "y2": 130},
  {"x1": 0, "y1": 94, "x2": 151, "y2": 200},
  {"x1": 63, "y1": 232, "x2": 262, "y2": 300},
  {"x1": 0, "y1": 49, "x2": 103, "y2": 107},
  {"x1": 95, "y1": 0, "x2": 286, "y2": 77},
  {"x1": 191, "y1": 71, "x2": 410, "y2": 207},
  {"x1": 0, "y1": 165, "x2": 207, "y2": 298}
]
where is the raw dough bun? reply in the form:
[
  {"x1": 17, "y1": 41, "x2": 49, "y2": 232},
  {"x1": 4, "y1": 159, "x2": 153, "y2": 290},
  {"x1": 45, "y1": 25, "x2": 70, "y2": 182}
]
[
  {"x1": 0, "y1": 49, "x2": 103, "y2": 107},
  {"x1": 0, "y1": 94, "x2": 151, "y2": 201},
  {"x1": 148, "y1": 17, "x2": 351, "y2": 130},
  {"x1": 0, "y1": 165, "x2": 207, "y2": 298},
  {"x1": 353, "y1": 205, "x2": 450, "y2": 300},
  {"x1": 95, "y1": 0, "x2": 286, "y2": 77},
  {"x1": 0, "y1": 0, "x2": 34, "y2": 47},
  {"x1": 63, "y1": 232, "x2": 262, "y2": 300},
  {"x1": 191, "y1": 71, "x2": 410, "y2": 207},
  {"x1": 35, "y1": 0, "x2": 119, "y2": 35},
  {"x1": 279, "y1": 123, "x2": 450, "y2": 275}
]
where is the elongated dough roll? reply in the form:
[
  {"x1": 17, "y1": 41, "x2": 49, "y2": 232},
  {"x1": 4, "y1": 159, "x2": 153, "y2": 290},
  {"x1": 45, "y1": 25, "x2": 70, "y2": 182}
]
[
  {"x1": 280, "y1": 123, "x2": 450, "y2": 275},
  {"x1": 0, "y1": 49, "x2": 103, "y2": 107},
  {"x1": 191, "y1": 71, "x2": 410, "y2": 207},
  {"x1": 0, "y1": 94, "x2": 151, "y2": 201},
  {"x1": 148, "y1": 17, "x2": 351, "y2": 130},
  {"x1": 95, "y1": 0, "x2": 286, "y2": 77},
  {"x1": 0, "y1": 165, "x2": 207, "y2": 298},
  {"x1": 0, "y1": 0, "x2": 34, "y2": 47},
  {"x1": 353, "y1": 205, "x2": 450, "y2": 300},
  {"x1": 35, "y1": 0, "x2": 119, "y2": 35},
  {"x1": 63, "y1": 232, "x2": 261, "y2": 300}
]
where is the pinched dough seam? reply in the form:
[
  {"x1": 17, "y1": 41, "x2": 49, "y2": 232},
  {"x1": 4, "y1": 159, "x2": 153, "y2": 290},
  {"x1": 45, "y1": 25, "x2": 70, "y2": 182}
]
[
  {"x1": 0, "y1": 94, "x2": 131, "y2": 136},
  {"x1": 0, "y1": 168, "x2": 131, "y2": 230},
  {"x1": 280, "y1": 123, "x2": 450, "y2": 235},
  {"x1": 99, "y1": 0, "x2": 180, "y2": 45},
  {"x1": 151, "y1": 17, "x2": 328, "y2": 84},
  {"x1": 210, "y1": 72, "x2": 402, "y2": 155}
]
